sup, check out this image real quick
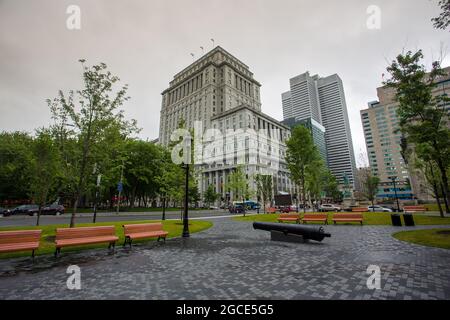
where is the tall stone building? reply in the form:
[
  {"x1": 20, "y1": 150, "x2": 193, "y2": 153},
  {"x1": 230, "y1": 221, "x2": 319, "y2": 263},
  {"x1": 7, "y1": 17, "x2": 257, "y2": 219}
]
[
  {"x1": 281, "y1": 72, "x2": 357, "y2": 188},
  {"x1": 159, "y1": 47, "x2": 261, "y2": 146},
  {"x1": 159, "y1": 47, "x2": 294, "y2": 205},
  {"x1": 360, "y1": 66, "x2": 450, "y2": 201}
]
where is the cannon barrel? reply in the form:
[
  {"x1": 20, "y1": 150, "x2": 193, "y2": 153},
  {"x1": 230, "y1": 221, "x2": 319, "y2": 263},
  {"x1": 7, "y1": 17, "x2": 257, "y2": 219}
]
[{"x1": 253, "y1": 222, "x2": 331, "y2": 242}]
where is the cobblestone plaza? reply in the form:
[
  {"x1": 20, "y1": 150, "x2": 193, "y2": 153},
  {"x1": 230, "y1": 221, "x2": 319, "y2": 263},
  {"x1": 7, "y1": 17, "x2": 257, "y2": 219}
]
[{"x1": 0, "y1": 218, "x2": 449, "y2": 300}]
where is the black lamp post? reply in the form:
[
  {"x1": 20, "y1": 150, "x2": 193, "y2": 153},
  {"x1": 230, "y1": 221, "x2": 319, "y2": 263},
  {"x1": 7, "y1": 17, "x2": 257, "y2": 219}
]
[
  {"x1": 390, "y1": 176, "x2": 401, "y2": 212},
  {"x1": 182, "y1": 163, "x2": 190, "y2": 238}
]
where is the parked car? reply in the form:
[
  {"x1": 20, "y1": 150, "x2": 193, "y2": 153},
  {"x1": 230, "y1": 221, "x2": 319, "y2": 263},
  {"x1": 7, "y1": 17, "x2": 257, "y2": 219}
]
[
  {"x1": 229, "y1": 205, "x2": 245, "y2": 214},
  {"x1": 41, "y1": 203, "x2": 65, "y2": 216},
  {"x1": 280, "y1": 206, "x2": 296, "y2": 213},
  {"x1": 319, "y1": 204, "x2": 342, "y2": 212},
  {"x1": 0, "y1": 207, "x2": 11, "y2": 217},
  {"x1": 11, "y1": 204, "x2": 39, "y2": 215},
  {"x1": 367, "y1": 205, "x2": 393, "y2": 212}
]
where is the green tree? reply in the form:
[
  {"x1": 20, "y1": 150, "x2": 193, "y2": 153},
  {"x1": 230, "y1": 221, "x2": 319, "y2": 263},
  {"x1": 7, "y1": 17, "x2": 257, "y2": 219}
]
[
  {"x1": 414, "y1": 143, "x2": 447, "y2": 217},
  {"x1": 226, "y1": 166, "x2": 252, "y2": 216},
  {"x1": 47, "y1": 60, "x2": 138, "y2": 227},
  {"x1": 0, "y1": 132, "x2": 34, "y2": 203},
  {"x1": 29, "y1": 130, "x2": 61, "y2": 226},
  {"x1": 322, "y1": 170, "x2": 343, "y2": 203},
  {"x1": 203, "y1": 184, "x2": 219, "y2": 208},
  {"x1": 286, "y1": 126, "x2": 322, "y2": 213},
  {"x1": 122, "y1": 139, "x2": 162, "y2": 208},
  {"x1": 432, "y1": 0, "x2": 450, "y2": 30},
  {"x1": 306, "y1": 160, "x2": 326, "y2": 211},
  {"x1": 385, "y1": 50, "x2": 450, "y2": 213},
  {"x1": 361, "y1": 171, "x2": 380, "y2": 210},
  {"x1": 255, "y1": 174, "x2": 273, "y2": 213},
  {"x1": 155, "y1": 150, "x2": 184, "y2": 220}
]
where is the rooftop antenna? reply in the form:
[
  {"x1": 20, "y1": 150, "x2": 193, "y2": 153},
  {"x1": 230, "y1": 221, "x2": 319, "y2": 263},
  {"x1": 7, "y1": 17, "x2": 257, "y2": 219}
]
[
  {"x1": 211, "y1": 38, "x2": 215, "y2": 49},
  {"x1": 200, "y1": 46, "x2": 204, "y2": 55},
  {"x1": 190, "y1": 53, "x2": 195, "y2": 61}
]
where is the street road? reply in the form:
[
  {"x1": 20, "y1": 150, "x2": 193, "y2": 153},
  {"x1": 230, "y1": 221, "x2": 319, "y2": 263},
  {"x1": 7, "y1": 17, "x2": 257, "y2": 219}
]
[{"x1": 0, "y1": 209, "x2": 244, "y2": 227}]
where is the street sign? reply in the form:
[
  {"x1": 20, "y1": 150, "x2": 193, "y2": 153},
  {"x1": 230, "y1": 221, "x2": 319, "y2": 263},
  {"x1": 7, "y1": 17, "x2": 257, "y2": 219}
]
[{"x1": 117, "y1": 181, "x2": 123, "y2": 193}]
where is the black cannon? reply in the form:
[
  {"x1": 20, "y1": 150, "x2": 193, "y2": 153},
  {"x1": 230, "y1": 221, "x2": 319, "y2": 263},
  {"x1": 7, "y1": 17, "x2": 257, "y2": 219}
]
[{"x1": 253, "y1": 222, "x2": 331, "y2": 243}]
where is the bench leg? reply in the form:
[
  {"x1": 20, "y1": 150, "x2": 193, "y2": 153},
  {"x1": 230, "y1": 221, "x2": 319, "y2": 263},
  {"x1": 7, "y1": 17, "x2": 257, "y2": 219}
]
[
  {"x1": 109, "y1": 242, "x2": 116, "y2": 253},
  {"x1": 157, "y1": 236, "x2": 161, "y2": 242},
  {"x1": 54, "y1": 247, "x2": 61, "y2": 258},
  {"x1": 31, "y1": 249, "x2": 35, "y2": 261}
]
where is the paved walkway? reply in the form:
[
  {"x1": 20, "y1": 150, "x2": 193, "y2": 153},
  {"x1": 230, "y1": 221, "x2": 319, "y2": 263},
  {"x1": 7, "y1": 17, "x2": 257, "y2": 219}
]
[{"x1": 0, "y1": 219, "x2": 449, "y2": 300}]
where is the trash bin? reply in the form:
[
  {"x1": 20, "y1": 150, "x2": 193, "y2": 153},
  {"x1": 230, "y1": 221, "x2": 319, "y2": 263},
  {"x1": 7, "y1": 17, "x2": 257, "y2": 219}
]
[
  {"x1": 403, "y1": 213, "x2": 415, "y2": 227},
  {"x1": 391, "y1": 214, "x2": 402, "y2": 226}
]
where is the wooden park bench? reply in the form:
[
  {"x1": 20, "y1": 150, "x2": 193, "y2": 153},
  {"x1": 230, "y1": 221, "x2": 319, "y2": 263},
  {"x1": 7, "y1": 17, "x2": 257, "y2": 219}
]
[
  {"x1": 0, "y1": 229, "x2": 42, "y2": 259},
  {"x1": 352, "y1": 207, "x2": 367, "y2": 212},
  {"x1": 403, "y1": 206, "x2": 427, "y2": 213},
  {"x1": 302, "y1": 214, "x2": 328, "y2": 225},
  {"x1": 123, "y1": 223, "x2": 169, "y2": 248},
  {"x1": 332, "y1": 213, "x2": 364, "y2": 225},
  {"x1": 266, "y1": 207, "x2": 277, "y2": 214},
  {"x1": 54, "y1": 226, "x2": 118, "y2": 257},
  {"x1": 277, "y1": 214, "x2": 301, "y2": 224}
]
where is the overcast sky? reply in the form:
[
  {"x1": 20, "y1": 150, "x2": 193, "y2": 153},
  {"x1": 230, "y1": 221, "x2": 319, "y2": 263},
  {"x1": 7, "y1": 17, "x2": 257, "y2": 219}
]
[{"x1": 1, "y1": 0, "x2": 449, "y2": 167}]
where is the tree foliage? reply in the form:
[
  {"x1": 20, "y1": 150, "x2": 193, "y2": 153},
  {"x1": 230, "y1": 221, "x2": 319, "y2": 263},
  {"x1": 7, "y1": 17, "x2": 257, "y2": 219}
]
[
  {"x1": 47, "y1": 60, "x2": 139, "y2": 226},
  {"x1": 29, "y1": 130, "x2": 61, "y2": 226},
  {"x1": 432, "y1": 0, "x2": 450, "y2": 30},
  {"x1": 286, "y1": 126, "x2": 322, "y2": 212},
  {"x1": 255, "y1": 174, "x2": 273, "y2": 212},
  {"x1": 203, "y1": 184, "x2": 219, "y2": 208},
  {"x1": 361, "y1": 171, "x2": 380, "y2": 208},
  {"x1": 0, "y1": 132, "x2": 33, "y2": 203},
  {"x1": 385, "y1": 50, "x2": 450, "y2": 214}
]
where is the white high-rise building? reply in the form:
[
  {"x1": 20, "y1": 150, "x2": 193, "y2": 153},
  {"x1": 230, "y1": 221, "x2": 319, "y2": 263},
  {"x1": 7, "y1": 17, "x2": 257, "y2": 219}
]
[{"x1": 282, "y1": 72, "x2": 357, "y2": 187}]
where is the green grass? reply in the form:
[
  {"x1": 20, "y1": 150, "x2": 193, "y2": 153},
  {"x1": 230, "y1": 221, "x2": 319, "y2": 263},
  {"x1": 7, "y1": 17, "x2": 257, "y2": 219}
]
[
  {"x1": 423, "y1": 204, "x2": 447, "y2": 212},
  {"x1": 0, "y1": 219, "x2": 213, "y2": 259},
  {"x1": 234, "y1": 212, "x2": 450, "y2": 226},
  {"x1": 393, "y1": 229, "x2": 450, "y2": 250}
]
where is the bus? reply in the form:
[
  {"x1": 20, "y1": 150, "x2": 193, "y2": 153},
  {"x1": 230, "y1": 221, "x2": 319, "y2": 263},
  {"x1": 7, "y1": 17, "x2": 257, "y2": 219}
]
[{"x1": 233, "y1": 201, "x2": 260, "y2": 210}]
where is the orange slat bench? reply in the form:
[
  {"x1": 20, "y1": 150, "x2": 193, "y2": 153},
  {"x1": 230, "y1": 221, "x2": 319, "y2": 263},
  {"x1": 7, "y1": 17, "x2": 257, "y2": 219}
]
[
  {"x1": 352, "y1": 208, "x2": 367, "y2": 212},
  {"x1": 54, "y1": 226, "x2": 118, "y2": 257},
  {"x1": 403, "y1": 206, "x2": 427, "y2": 213},
  {"x1": 302, "y1": 214, "x2": 328, "y2": 225},
  {"x1": 123, "y1": 223, "x2": 169, "y2": 247},
  {"x1": 332, "y1": 213, "x2": 364, "y2": 225},
  {"x1": 277, "y1": 214, "x2": 301, "y2": 224},
  {"x1": 0, "y1": 229, "x2": 42, "y2": 259}
]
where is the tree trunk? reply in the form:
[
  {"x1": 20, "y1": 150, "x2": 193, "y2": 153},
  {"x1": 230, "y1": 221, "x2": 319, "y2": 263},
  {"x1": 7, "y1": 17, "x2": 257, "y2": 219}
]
[
  {"x1": 162, "y1": 197, "x2": 166, "y2": 221},
  {"x1": 434, "y1": 148, "x2": 450, "y2": 213},
  {"x1": 302, "y1": 181, "x2": 306, "y2": 214},
  {"x1": 70, "y1": 197, "x2": 79, "y2": 228},
  {"x1": 36, "y1": 205, "x2": 42, "y2": 226},
  {"x1": 434, "y1": 184, "x2": 444, "y2": 218},
  {"x1": 440, "y1": 181, "x2": 450, "y2": 214}
]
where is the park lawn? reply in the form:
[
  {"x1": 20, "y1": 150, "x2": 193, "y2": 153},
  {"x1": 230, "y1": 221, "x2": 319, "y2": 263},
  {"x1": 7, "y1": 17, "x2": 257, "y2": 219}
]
[
  {"x1": 0, "y1": 219, "x2": 212, "y2": 259},
  {"x1": 393, "y1": 229, "x2": 450, "y2": 250},
  {"x1": 234, "y1": 212, "x2": 450, "y2": 226}
]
